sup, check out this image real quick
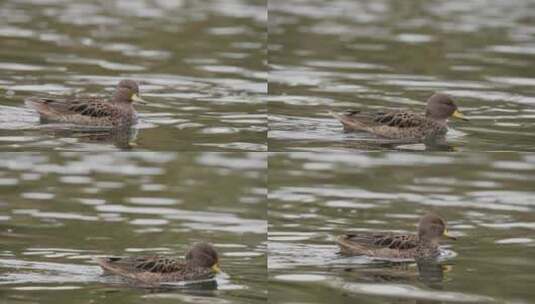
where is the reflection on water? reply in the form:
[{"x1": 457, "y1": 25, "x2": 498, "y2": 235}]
[
  {"x1": 0, "y1": 0, "x2": 266, "y2": 151},
  {"x1": 19, "y1": 125, "x2": 141, "y2": 150},
  {"x1": 0, "y1": 152, "x2": 267, "y2": 304},
  {"x1": 268, "y1": 152, "x2": 535, "y2": 303},
  {"x1": 269, "y1": 0, "x2": 535, "y2": 151}
]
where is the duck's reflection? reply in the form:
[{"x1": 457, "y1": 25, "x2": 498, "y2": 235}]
[
  {"x1": 340, "y1": 259, "x2": 451, "y2": 290},
  {"x1": 30, "y1": 124, "x2": 139, "y2": 149},
  {"x1": 416, "y1": 258, "x2": 450, "y2": 289},
  {"x1": 333, "y1": 138, "x2": 459, "y2": 152}
]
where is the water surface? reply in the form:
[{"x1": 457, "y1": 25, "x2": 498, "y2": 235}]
[
  {"x1": 0, "y1": 152, "x2": 267, "y2": 304},
  {"x1": 269, "y1": 152, "x2": 535, "y2": 303},
  {"x1": 0, "y1": 0, "x2": 266, "y2": 151},
  {"x1": 269, "y1": 0, "x2": 535, "y2": 151}
]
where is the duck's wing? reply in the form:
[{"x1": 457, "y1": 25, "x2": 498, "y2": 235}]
[
  {"x1": 25, "y1": 97, "x2": 116, "y2": 119},
  {"x1": 338, "y1": 232, "x2": 419, "y2": 250},
  {"x1": 332, "y1": 110, "x2": 425, "y2": 130},
  {"x1": 96, "y1": 256, "x2": 185, "y2": 274},
  {"x1": 371, "y1": 111, "x2": 426, "y2": 128}
]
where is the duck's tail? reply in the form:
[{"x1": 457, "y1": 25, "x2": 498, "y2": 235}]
[
  {"x1": 24, "y1": 97, "x2": 56, "y2": 118},
  {"x1": 330, "y1": 110, "x2": 368, "y2": 131}
]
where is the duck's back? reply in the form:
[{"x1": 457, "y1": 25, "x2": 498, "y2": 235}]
[
  {"x1": 95, "y1": 256, "x2": 214, "y2": 284},
  {"x1": 336, "y1": 232, "x2": 421, "y2": 259},
  {"x1": 25, "y1": 97, "x2": 135, "y2": 127},
  {"x1": 332, "y1": 110, "x2": 447, "y2": 141}
]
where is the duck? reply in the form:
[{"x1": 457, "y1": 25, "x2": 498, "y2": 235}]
[
  {"x1": 336, "y1": 213, "x2": 456, "y2": 260},
  {"x1": 331, "y1": 93, "x2": 468, "y2": 142},
  {"x1": 25, "y1": 79, "x2": 146, "y2": 128},
  {"x1": 95, "y1": 242, "x2": 221, "y2": 286}
]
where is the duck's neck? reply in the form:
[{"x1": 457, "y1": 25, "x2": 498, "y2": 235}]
[
  {"x1": 114, "y1": 100, "x2": 135, "y2": 110},
  {"x1": 425, "y1": 111, "x2": 448, "y2": 124},
  {"x1": 416, "y1": 238, "x2": 441, "y2": 257},
  {"x1": 425, "y1": 110, "x2": 448, "y2": 122},
  {"x1": 418, "y1": 235, "x2": 439, "y2": 246}
]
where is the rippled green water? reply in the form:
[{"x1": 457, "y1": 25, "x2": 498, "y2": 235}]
[
  {"x1": 0, "y1": 0, "x2": 266, "y2": 151},
  {"x1": 2, "y1": 0, "x2": 535, "y2": 303},
  {"x1": 269, "y1": 0, "x2": 535, "y2": 151},
  {"x1": 269, "y1": 152, "x2": 535, "y2": 303},
  {"x1": 0, "y1": 152, "x2": 267, "y2": 303}
]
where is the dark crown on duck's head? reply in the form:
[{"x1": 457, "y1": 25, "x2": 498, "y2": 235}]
[
  {"x1": 425, "y1": 93, "x2": 467, "y2": 121},
  {"x1": 185, "y1": 242, "x2": 221, "y2": 272},
  {"x1": 113, "y1": 79, "x2": 146, "y2": 104},
  {"x1": 117, "y1": 79, "x2": 139, "y2": 93},
  {"x1": 418, "y1": 213, "x2": 456, "y2": 241}
]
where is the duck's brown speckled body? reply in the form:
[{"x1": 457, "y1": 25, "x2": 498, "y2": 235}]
[
  {"x1": 25, "y1": 79, "x2": 145, "y2": 128},
  {"x1": 336, "y1": 213, "x2": 456, "y2": 260},
  {"x1": 95, "y1": 242, "x2": 220, "y2": 286},
  {"x1": 332, "y1": 93, "x2": 468, "y2": 142}
]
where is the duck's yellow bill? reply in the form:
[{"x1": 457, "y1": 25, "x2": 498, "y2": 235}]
[
  {"x1": 452, "y1": 110, "x2": 468, "y2": 121},
  {"x1": 443, "y1": 229, "x2": 457, "y2": 240},
  {"x1": 131, "y1": 93, "x2": 147, "y2": 104},
  {"x1": 212, "y1": 263, "x2": 221, "y2": 273}
]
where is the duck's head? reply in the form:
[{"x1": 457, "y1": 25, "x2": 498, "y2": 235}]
[
  {"x1": 185, "y1": 242, "x2": 221, "y2": 273},
  {"x1": 113, "y1": 79, "x2": 146, "y2": 104},
  {"x1": 425, "y1": 93, "x2": 467, "y2": 121},
  {"x1": 418, "y1": 213, "x2": 456, "y2": 242}
]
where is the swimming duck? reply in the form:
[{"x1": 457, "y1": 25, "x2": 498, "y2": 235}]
[
  {"x1": 95, "y1": 242, "x2": 221, "y2": 286},
  {"x1": 25, "y1": 79, "x2": 146, "y2": 127},
  {"x1": 336, "y1": 213, "x2": 456, "y2": 260},
  {"x1": 331, "y1": 93, "x2": 468, "y2": 142}
]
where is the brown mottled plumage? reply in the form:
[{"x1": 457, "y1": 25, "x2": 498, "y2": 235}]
[
  {"x1": 25, "y1": 79, "x2": 146, "y2": 127},
  {"x1": 95, "y1": 242, "x2": 221, "y2": 286},
  {"x1": 336, "y1": 213, "x2": 456, "y2": 260},
  {"x1": 331, "y1": 93, "x2": 468, "y2": 142}
]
